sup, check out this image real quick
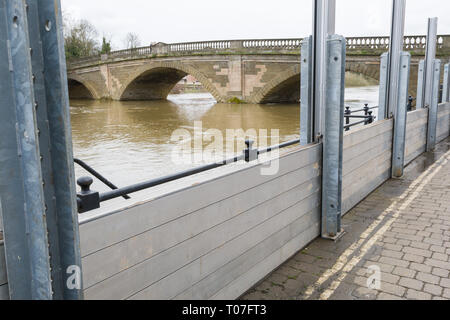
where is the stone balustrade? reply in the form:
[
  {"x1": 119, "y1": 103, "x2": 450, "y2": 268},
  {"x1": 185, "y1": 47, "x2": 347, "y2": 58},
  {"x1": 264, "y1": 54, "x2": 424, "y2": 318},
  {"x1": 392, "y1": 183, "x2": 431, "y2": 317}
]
[{"x1": 67, "y1": 35, "x2": 450, "y2": 69}]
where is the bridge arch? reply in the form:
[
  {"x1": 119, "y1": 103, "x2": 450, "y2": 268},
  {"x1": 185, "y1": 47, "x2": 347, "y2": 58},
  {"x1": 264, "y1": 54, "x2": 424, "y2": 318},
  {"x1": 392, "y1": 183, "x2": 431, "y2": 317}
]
[
  {"x1": 345, "y1": 62, "x2": 380, "y2": 84},
  {"x1": 251, "y1": 61, "x2": 381, "y2": 104},
  {"x1": 67, "y1": 75, "x2": 99, "y2": 100},
  {"x1": 118, "y1": 61, "x2": 222, "y2": 102},
  {"x1": 251, "y1": 65, "x2": 301, "y2": 104}
]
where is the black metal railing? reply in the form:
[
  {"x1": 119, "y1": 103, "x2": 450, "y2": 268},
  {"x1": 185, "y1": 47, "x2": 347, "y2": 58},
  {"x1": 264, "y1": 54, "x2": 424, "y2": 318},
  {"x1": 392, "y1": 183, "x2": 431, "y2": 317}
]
[
  {"x1": 76, "y1": 139, "x2": 300, "y2": 213},
  {"x1": 344, "y1": 97, "x2": 416, "y2": 131},
  {"x1": 344, "y1": 104, "x2": 377, "y2": 131},
  {"x1": 75, "y1": 97, "x2": 422, "y2": 213},
  {"x1": 74, "y1": 158, "x2": 130, "y2": 200},
  {"x1": 407, "y1": 96, "x2": 415, "y2": 111}
]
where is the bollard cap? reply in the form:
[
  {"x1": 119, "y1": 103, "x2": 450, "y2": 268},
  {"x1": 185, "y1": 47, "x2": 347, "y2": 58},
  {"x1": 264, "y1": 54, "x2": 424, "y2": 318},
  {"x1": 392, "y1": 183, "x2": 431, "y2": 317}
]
[{"x1": 77, "y1": 176, "x2": 93, "y2": 193}]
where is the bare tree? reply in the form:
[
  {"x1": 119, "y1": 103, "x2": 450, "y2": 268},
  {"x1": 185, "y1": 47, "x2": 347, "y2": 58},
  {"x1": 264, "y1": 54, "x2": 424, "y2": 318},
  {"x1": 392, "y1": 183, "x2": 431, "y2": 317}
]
[
  {"x1": 63, "y1": 13, "x2": 100, "y2": 58},
  {"x1": 124, "y1": 32, "x2": 141, "y2": 49}
]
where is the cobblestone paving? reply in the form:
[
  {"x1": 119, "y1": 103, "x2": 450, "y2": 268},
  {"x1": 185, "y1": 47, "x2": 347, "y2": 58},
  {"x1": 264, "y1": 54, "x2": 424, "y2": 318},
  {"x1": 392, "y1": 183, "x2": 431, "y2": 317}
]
[{"x1": 242, "y1": 138, "x2": 450, "y2": 300}]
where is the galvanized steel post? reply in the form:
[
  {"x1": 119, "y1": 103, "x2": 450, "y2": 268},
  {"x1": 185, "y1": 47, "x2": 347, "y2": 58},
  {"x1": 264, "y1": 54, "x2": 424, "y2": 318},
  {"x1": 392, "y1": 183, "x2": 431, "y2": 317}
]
[
  {"x1": 426, "y1": 60, "x2": 442, "y2": 151},
  {"x1": 416, "y1": 60, "x2": 425, "y2": 109},
  {"x1": 387, "y1": 0, "x2": 406, "y2": 118},
  {"x1": 36, "y1": 0, "x2": 83, "y2": 300},
  {"x1": 312, "y1": 0, "x2": 336, "y2": 141},
  {"x1": 0, "y1": 0, "x2": 82, "y2": 299},
  {"x1": 0, "y1": 0, "x2": 53, "y2": 299},
  {"x1": 300, "y1": 36, "x2": 313, "y2": 145},
  {"x1": 423, "y1": 18, "x2": 438, "y2": 109},
  {"x1": 321, "y1": 35, "x2": 346, "y2": 239},
  {"x1": 26, "y1": 0, "x2": 64, "y2": 299},
  {"x1": 443, "y1": 63, "x2": 450, "y2": 103},
  {"x1": 378, "y1": 52, "x2": 389, "y2": 120},
  {"x1": 391, "y1": 52, "x2": 412, "y2": 178}
]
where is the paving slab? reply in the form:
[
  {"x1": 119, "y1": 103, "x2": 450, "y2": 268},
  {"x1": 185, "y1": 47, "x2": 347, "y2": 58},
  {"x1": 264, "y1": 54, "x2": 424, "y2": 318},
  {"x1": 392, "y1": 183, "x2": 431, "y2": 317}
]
[{"x1": 242, "y1": 137, "x2": 450, "y2": 300}]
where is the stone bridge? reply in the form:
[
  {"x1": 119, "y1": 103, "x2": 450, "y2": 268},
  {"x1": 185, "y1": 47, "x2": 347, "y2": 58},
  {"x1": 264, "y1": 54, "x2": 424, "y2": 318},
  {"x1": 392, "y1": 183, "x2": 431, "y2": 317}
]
[{"x1": 67, "y1": 35, "x2": 450, "y2": 104}]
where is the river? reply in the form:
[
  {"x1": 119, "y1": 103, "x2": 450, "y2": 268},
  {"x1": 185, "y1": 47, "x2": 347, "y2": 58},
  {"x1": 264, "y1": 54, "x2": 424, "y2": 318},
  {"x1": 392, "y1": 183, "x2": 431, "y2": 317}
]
[{"x1": 71, "y1": 85, "x2": 379, "y2": 193}]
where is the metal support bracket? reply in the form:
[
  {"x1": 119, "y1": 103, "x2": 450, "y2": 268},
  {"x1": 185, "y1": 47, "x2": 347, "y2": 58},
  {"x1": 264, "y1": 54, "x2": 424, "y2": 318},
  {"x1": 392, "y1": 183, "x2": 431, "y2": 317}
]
[
  {"x1": 321, "y1": 35, "x2": 346, "y2": 239},
  {"x1": 426, "y1": 59, "x2": 442, "y2": 151},
  {"x1": 392, "y1": 52, "x2": 412, "y2": 178}
]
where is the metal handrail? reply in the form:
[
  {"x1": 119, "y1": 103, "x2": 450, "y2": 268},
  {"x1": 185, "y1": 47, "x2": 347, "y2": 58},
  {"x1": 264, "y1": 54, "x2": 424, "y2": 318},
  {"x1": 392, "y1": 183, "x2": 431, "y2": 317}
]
[
  {"x1": 344, "y1": 119, "x2": 374, "y2": 130},
  {"x1": 74, "y1": 158, "x2": 130, "y2": 200},
  {"x1": 258, "y1": 139, "x2": 301, "y2": 155},
  {"x1": 348, "y1": 105, "x2": 379, "y2": 114},
  {"x1": 76, "y1": 139, "x2": 301, "y2": 213},
  {"x1": 99, "y1": 154, "x2": 244, "y2": 203}
]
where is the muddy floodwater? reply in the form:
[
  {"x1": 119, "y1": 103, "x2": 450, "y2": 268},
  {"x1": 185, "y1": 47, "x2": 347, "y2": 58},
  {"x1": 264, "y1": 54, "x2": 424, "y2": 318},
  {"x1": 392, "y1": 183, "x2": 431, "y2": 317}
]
[{"x1": 71, "y1": 85, "x2": 379, "y2": 193}]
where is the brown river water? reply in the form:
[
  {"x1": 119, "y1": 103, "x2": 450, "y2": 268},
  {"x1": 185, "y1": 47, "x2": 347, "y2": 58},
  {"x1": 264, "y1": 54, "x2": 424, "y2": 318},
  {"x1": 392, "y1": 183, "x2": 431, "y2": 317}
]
[{"x1": 71, "y1": 85, "x2": 379, "y2": 193}]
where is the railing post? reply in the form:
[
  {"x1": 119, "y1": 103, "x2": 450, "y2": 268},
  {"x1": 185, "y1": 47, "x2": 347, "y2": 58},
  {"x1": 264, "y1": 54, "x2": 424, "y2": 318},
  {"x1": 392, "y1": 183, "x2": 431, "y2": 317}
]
[
  {"x1": 345, "y1": 107, "x2": 351, "y2": 131},
  {"x1": 321, "y1": 35, "x2": 346, "y2": 239},
  {"x1": 443, "y1": 63, "x2": 450, "y2": 103},
  {"x1": 300, "y1": 36, "x2": 313, "y2": 145},
  {"x1": 76, "y1": 177, "x2": 100, "y2": 214},
  {"x1": 426, "y1": 59, "x2": 442, "y2": 151},
  {"x1": 244, "y1": 140, "x2": 258, "y2": 162},
  {"x1": 378, "y1": 52, "x2": 389, "y2": 120},
  {"x1": 407, "y1": 96, "x2": 414, "y2": 111},
  {"x1": 391, "y1": 52, "x2": 412, "y2": 178},
  {"x1": 416, "y1": 60, "x2": 425, "y2": 109},
  {"x1": 368, "y1": 111, "x2": 375, "y2": 124}
]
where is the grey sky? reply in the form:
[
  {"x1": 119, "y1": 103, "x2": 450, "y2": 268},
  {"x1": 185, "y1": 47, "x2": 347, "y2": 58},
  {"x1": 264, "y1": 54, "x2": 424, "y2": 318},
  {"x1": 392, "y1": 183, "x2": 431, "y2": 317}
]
[{"x1": 62, "y1": 0, "x2": 450, "y2": 50}]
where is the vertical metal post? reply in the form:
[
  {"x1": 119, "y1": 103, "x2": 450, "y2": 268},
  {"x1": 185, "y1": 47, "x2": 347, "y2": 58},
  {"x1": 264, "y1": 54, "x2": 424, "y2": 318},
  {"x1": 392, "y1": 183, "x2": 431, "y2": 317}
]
[
  {"x1": 0, "y1": 0, "x2": 53, "y2": 299},
  {"x1": 378, "y1": 52, "x2": 389, "y2": 120},
  {"x1": 0, "y1": 0, "x2": 82, "y2": 300},
  {"x1": 443, "y1": 63, "x2": 449, "y2": 103},
  {"x1": 416, "y1": 60, "x2": 425, "y2": 109},
  {"x1": 426, "y1": 59, "x2": 442, "y2": 151},
  {"x1": 300, "y1": 36, "x2": 313, "y2": 145},
  {"x1": 312, "y1": 0, "x2": 336, "y2": 141},
  {"x1": 392, "y1": 52, "x2": 411, "y2": 178},
  {"x1": 386, "y1": 0, "x2": 406, "y2": 118},
  {"x1": 25, "y1": 0, "x2": 83, "y2": 300},
  {"x1": 36, "y1": 0, "x2": 83, "y2": 300},
  {"x1": 321, "y1": 35, "x2": 346, "y2": 239},
  {"x1": 424, "y1": 18, "x2": 438, "y2": 109},
  {"x1": 26, "y1": 0, "x2": 63, "y2": 299}
]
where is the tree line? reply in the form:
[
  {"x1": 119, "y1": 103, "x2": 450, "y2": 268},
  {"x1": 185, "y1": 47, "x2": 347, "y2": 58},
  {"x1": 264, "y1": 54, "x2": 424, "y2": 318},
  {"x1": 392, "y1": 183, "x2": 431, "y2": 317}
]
[{"x1": 63, "y1": 14, "x2": 142, "y2": 59}]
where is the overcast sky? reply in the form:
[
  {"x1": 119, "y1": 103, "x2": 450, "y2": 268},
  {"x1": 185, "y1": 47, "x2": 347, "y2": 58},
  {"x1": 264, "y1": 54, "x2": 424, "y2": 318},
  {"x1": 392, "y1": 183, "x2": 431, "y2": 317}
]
[{"x1": 62, "y1": 0, "x2": 450, "y2": 50}]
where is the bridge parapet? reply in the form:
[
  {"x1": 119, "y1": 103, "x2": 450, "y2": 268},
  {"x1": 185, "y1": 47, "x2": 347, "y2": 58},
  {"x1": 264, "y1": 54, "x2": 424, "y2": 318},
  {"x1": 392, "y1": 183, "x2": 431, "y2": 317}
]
[{"x1": 67, "y1": 35, "x2": 450, "y2": 69}]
